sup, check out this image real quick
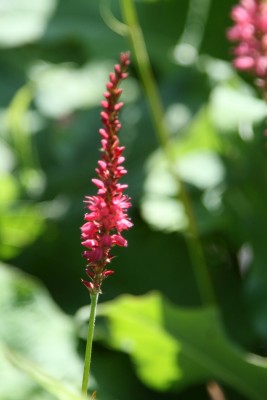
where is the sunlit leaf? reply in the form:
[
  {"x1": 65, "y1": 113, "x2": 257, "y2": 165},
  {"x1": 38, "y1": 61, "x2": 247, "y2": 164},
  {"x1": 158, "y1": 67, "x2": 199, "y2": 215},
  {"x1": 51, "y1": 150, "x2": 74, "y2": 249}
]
[
  {"x1": 177, "y1": 149, "x2": 225, "y2": 190},
  {"x1": 99, "y1": 292, "x2": 267, "y2": 399},
  {"x1": 210, "y1": 85, "x2": 266, "y2": 132}
]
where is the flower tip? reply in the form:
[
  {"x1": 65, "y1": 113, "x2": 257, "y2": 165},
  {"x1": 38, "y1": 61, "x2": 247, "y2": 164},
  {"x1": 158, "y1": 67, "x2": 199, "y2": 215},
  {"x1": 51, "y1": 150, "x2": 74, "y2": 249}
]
[{"x1": 120, "y1": 52, "x2": 130, "y2": 66}]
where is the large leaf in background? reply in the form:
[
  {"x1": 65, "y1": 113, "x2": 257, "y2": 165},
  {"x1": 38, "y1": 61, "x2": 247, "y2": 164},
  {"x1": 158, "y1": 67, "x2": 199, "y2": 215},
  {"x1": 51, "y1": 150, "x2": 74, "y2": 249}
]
[
  {"x1": 0, "y1": 263, "x2": 83, "y2": 400},
  {"x1": 0, "y1": 0, "x2": 56, "y2": 47},
  {"x1": 99, "y1": 292, "x2": 267, "y2": 399},
  {"x1": 5, "y1": 347, "x2": 88, "y2": 400}
]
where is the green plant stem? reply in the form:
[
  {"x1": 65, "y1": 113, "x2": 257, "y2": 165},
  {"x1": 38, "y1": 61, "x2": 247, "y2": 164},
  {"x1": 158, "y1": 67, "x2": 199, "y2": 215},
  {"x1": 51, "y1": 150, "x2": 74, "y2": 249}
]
[
  {"x1": 120, "y1": 0, "x2": 215, "y2": 305},
  {"x1": 81, "y1": 293, "x2": 99, "y2": 396}
]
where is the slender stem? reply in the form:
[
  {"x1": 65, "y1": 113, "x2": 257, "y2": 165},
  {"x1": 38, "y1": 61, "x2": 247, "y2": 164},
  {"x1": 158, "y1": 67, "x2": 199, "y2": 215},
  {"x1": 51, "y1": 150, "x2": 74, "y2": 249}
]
[
  {"x1": 120, "y1": 0, "x2": 215, "y2": 305},
  {"x1": 81, "y1": 293, "x2": 99, "y2": 396}
]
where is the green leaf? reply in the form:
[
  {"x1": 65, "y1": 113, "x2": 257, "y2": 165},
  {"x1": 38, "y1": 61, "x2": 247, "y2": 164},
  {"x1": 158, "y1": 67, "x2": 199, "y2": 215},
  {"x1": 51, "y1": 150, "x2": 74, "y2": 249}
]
[
  {"x1": 210, "y1": 85, "x2": 266, "y2": 132},
  {"x1": 5, "y1": 347, "x2": 88, "y2": 400},
  {"x1": 140, "y1": 152, "x2": 187, "y2": 232},
  {"x1": 30, "y1": 61, "x2": 139, "y2": 118},
  {"x1": 0, "y1": 263, "x2": 84, "y2": 400},
  {"x1": 176, "y1": 107, "x2": 222, "y2": 156},
  {"x1": 0, "y1": 0, "x2": 56, "y2": 47},
  {"x1": 177, "y1": 149, "x2": 225, "y2": 190},
  {"x1": 140, "y1": 109, "x2": 224, "y2": 232},
  {"x1": 99, "y1": 292, "x2": 267, "y2": 399},
  {"x1": 0, "y1": 192, "x2": 45, "y2": 259}
]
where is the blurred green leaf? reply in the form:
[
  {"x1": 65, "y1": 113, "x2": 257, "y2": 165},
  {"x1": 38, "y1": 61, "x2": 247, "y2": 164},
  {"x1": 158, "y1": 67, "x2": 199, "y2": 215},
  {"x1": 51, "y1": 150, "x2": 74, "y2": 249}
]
[
  {"x1": 5, "y1": 347, "x2": 88, "y2": 400},
  {"x1": 29, "y1": 61, "x2": 139, "y2": 118},
  {"x1": 30, "y1": 61, "x2": 114, "y2": 118},
  {"x1": 177, "y1": 149, "x2": 225, "y2": 190},
  {"x1": 0, "y1": 263, "x2": 83, "y2": 400},
  {"x1": 210, "y1": 84, "x2": 266, "y2": 133},
  {"x1": 0, "y1": 174, "x2": 45, "y2": 259},
  {"x1": 0, "y1": 173, "x2": 18, "y2": 201},
  {"x1": 0, "y1": 139, "x2": 16, "y2": 172},
  {"x1": 100, "y1": 292, "x2": 267, "y2": 399},
  {"x1": 0, "y1": 0, "x2": 56, "y2": 47},
  {"x1": 141, "y1": 151, "x2": 187, "y2": 232},
  {"x1": 141, "y1": 108, "x2": 224, "y2": 232},
  {"x1": 0, "y1": 203, "x2": 45, "y2": 259},
  {"x1": 176, "y1": 107, "x2": 222, "y2": 155}
]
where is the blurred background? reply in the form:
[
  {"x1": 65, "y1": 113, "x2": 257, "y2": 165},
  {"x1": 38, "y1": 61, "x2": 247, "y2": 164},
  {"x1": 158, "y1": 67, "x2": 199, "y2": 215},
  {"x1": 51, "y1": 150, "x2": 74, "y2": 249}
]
[{"x1": 1, "y1": 0, "x2": 267, "y2": 399}]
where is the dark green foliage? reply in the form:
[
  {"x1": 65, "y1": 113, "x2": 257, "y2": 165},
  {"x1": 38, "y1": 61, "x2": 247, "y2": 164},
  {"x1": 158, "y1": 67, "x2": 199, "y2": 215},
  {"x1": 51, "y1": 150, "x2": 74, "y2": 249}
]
[{"x1": 1, "y1": 0, "x2": 267, "y2": 399}]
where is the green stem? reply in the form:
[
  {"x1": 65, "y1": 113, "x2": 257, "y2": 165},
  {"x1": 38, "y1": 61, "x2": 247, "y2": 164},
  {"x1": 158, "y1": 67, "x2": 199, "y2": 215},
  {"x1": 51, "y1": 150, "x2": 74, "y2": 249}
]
[
  {"x1": 120, "y1": 0, "x2": 215, "y2": 305},
  {"x1": 81, "y1": 293, "x2": 99, "y2": 396}
]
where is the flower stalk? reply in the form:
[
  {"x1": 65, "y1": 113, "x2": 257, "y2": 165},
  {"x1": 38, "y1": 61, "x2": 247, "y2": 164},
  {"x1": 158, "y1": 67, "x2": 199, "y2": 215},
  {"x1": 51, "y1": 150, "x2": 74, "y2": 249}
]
[
  {"x1": 81, "y1": 293, "x2": 98, "y2": 396},
  {"x1": 80, "y1": 52, "x2": 132, "y2": 395},
  {"x1": 120, "y1": 0, "x2": 215, "y2": 305}
]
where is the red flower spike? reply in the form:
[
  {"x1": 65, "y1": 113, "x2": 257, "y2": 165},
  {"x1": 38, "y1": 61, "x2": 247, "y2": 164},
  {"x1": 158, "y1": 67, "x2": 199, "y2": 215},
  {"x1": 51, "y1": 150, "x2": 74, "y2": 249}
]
[{"x1": 81, "y1": 52, "x2": 132, "y2": 294}]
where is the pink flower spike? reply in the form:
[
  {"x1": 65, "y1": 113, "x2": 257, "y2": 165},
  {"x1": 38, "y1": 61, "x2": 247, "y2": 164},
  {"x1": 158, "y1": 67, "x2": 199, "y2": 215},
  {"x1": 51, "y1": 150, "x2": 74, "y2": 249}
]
[
  {"x1": 80, "y1": 52, "x2": 132, "y2": 293},
  {"x1": 227, "y1": 0, "x2": 267, "y2": 94}
]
